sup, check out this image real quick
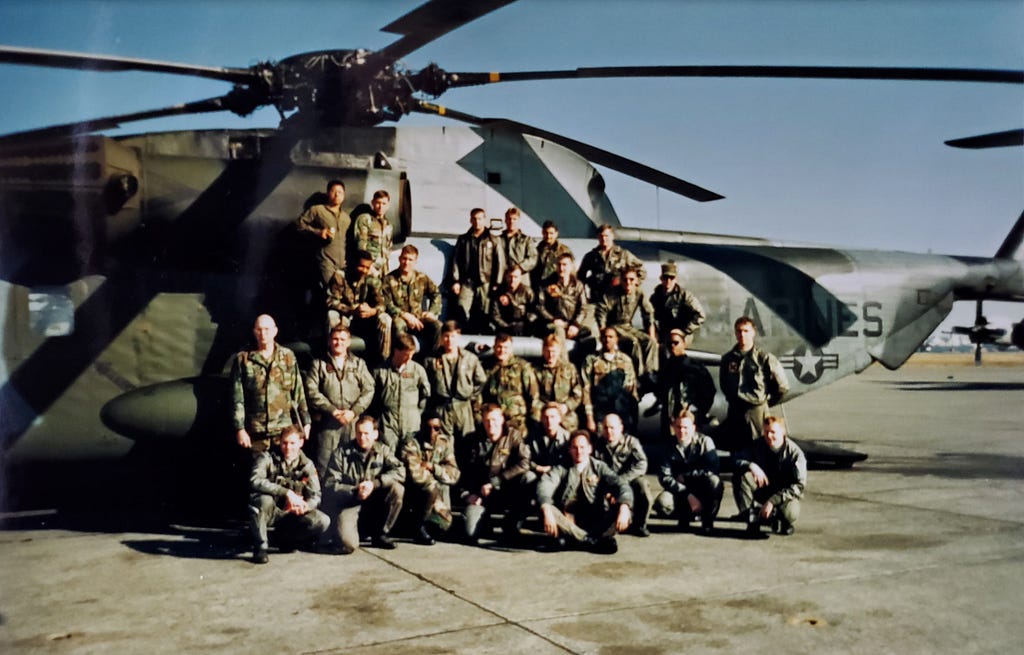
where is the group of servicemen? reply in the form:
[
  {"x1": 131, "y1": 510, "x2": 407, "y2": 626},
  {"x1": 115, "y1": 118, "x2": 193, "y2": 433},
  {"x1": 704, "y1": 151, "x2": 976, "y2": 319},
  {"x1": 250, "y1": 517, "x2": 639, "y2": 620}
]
[{"x1": 233, "y1": 179, "x2": 809, "y2": 564}]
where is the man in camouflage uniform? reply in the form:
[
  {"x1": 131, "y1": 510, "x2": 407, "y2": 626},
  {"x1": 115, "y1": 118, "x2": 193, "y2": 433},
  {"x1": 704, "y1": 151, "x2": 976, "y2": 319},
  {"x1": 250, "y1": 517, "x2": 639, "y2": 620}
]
[
  {"x1": 447, "y1": 207, "x2": 505, "y2": 333},
  {"x1": 319, "y1": 416, "x2": 406, "y2": 553},
  {"x1": 651, "y1": 328, "x2": 716, "y2": 436},
  {"x1": 595, "y1": 266, "x2": 657, "y2": 378},
  {"x1": 399, "y1": 413, "x2": 460, "y2": 545},
  {"x1": 501, "y1": 207, "x2": 538, "y2": 287},
  {"x1": 651, "y1": 261, "x2": 705, "y2": 349},
  {"x1": 295, "y1": 179, "x2": 350, "y2": 285},
  {"x1": 481, "y1": 333, "x2": 539, "y2": 429},
  {"x1": 490, "y1": 265, "x2": 535, "y2": 336},
  {"x1": 533, "y1": 220, "x2": 574, "y2": 288},
  {"x1": 734, "y1": 416, "x2": 806, "y2": 537},
  {"x1": 535, "y1": 253, "x2": 590, "y2": 344},
  {"x1": 538, "y1": 431, "x2": 633, "y2": 554},
  {"x1": 718, "y1": 316, "x2": 789, "y2": 453},
  {"x1": 459, "y1": 404, "x2": 532, "y2": 545},
  {"x1": 577, "y1": 225, "x2": 645, "y2": 304},
  {"x1": 533, "y1": 334, "x2": 583, "y2": 432},
  {"x1": 353, "y1": 189, "x2": 393, "y2": 277},
  {"x1": 305, "y1": 326, "x2": 375, "y2": 475},
  {"x1": 425, "y1": 321, "x2": 487, "y2": 441},
  {"x1": 231, "y1": 314, "x2": 310, "y2": 455},
  {"x1": 326, "y1": 249, "x2": 392, "y2": 363},
  {"x1": 382, "y1": 244, "x2": 441, "y2": 352},
  {"x1": 249, "y1": 426, "x2": 329, "y2": 563},
  {"x1": 593, "y1": 413, "x2": 651, "y2": 538},
  {"x1": 582, "y1": 327, "x2": 639, "y2": 434},
  {"x1": 373, "y1": 333, "x2": 430, "y2": 449},
  {"x1": 654, "y1": 410, "x2": 723, "y2": 535}
]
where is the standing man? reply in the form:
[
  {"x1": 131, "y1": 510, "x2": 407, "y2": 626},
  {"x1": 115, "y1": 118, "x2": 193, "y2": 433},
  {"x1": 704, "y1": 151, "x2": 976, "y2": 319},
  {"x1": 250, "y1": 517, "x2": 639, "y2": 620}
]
[
  {"x1": 382, "y1": 244, "x2": 442, "y2": 352},
  {"x1": 399, "y1": 413, "x2": 461, "y2": 545},
  {"x1": 501, "y1": 207, "x2": 538, "y2": 287},
  {"x1": 577, "y1": 225, "x2": 645, "y2": 304},
  {"x1": 248, "y1": 425, "x2": 329, "y2": 564},
  {"x1": 231, "y1": 314, "x2": 310, "y2": 455},
  {"x1": 373, "y1": 333, "x2": 431, "y2": 450},
  {"x1": 593, "y1": 413, "x2": 651, "y2": 538},
  {"x1": 296, "y1": 179, "x2": 350, "y2": 286},
  {"x1": 459, "y1": 404, "x2": 531, "y2": 545},
  {"x1": 537, "y1": 431, "x2": 632, "y2": 554},
  {"x1": 650, "y1": 261, "x2": 705, "y2": 347},
  {"x1": 481, "y1": 333, "x2": 539, "y2": 430},
  {"x1": 425, "y1": 321, "x2": 487, "y2": 441},
  {"x1": 353, "y1": 189, "x2": 393, "y2": 277},
  {"x1": 733, "y1": 416, "x2": 806, "y2": 536},
  {"x1": 582, "y1": 327, "x2": 639, "y2": 433},
  {"x1": 718, "y1": 316, "x2": 789, "y2": 452},
  {"x1": 447, "y1": 208, "x2": 505, "y2": 333},
  {"x1": 305, "y1": 326, "x2": 374, "y2": 475},
  {"x1": 533, "y1": 334, "x2": 583, "y2": 432},
  {"x1": 654, "y1": 410, "x2": 723, "y2": 535},
  {"x1": 652, "y1": 328, "x2": 716, "y2": 435},
  {"x1": 595, "y1": 265, "x2": 657, "y2": 378},
  {"x1": 319, "y1": 416, "x2": 406, "y2": 553},
  {"x1": 533, "y1": 220, "x2": 574, "y2": 288},
  {"x1": 326, "y1": 249, "x2": 392, "y2": 363},
  {"x1": 535, "y1": 253, "x2": 590, "y2": 344}
]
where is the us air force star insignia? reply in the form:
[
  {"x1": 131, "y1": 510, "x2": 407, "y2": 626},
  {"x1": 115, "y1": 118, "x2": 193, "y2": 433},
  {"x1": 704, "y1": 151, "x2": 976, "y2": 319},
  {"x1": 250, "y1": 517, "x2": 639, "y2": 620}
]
[{"x1": 780, "y1": 345, "x2": 839, "y2": 384}]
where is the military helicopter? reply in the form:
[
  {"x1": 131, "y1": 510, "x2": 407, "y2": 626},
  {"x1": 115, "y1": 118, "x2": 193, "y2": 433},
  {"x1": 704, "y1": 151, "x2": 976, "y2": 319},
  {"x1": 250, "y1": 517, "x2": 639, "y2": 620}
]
[{"x1": 1, "y1": 0, "x2": 1022, "y2": 470}]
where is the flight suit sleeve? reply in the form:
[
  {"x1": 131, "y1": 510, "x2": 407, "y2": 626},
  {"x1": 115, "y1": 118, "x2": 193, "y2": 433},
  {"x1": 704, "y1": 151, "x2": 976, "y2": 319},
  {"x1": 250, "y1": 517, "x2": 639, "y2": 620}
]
[
  {"x1": 301, "y1": 458, "x2": 323, "y2": 511},
  {"x1": 600, "y1": 461, "x2": 634, "y2": 508},
  {"x1": 352, "y1": 358, "x2": 375, "y2": 417},
  {"x1": 768, "y1": 446, "x2": 807, "y2": 507},
  {"x1": 536, "y1": 466, "x2": 565, "y2": 507},
  {"x1": 618, "y1": 438, "x2": 648, "y2": 484},
  {"x1": 659, "y1": 452, "x2": 686, "y2": 495},
  {"x1": 519, "y1": 236, "x2": 538, "y2": 276},
  {"x1": 250, "y1": 453, "x2": 287, "y2": 498},
  {"x1": 305, "y1": 362, "x2": 337, "y2": 417},
  {"x1": 378, "y1": 446, "x2": 407, "y2": 488},
  {"x1": 490, "y1": 437, "x2": 531, "y2": 490},
  {"x1": 765, "y1": 353, "x2": 790, "y2": 406}
]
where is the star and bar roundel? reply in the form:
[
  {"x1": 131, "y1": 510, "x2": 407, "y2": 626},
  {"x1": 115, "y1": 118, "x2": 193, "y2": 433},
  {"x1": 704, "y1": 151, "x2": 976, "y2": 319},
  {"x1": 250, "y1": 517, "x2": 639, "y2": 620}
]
[{"x1": 780, "y1": 345, "x2": 839, "y2": 384}]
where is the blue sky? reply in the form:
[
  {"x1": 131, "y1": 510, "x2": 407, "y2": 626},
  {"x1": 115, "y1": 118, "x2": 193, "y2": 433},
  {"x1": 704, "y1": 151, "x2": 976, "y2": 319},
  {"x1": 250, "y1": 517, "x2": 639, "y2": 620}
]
[{"x1": 1, "y1": 0, "x2": 1021, "y2": 327}]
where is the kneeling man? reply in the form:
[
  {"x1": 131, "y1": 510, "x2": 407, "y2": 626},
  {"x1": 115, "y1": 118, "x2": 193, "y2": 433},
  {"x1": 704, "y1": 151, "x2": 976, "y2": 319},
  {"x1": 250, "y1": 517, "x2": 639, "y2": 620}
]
[
  {"x1": 654, "y1": 409, "x2": 723, "y2": 534},
  {"x1": 733, "y1": 416, "x2": 806, "y2": 536}
]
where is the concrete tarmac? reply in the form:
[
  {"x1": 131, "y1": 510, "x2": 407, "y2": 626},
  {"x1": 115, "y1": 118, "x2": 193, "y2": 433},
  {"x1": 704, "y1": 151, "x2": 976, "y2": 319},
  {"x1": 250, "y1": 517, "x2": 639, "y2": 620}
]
[{"x1": 2, "y1": 356, "x2": 1023, "y2": 654}]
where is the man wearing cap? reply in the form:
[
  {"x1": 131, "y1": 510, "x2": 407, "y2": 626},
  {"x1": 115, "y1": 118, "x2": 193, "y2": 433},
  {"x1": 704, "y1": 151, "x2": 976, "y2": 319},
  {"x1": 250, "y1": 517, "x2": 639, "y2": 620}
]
[
  {"x1": 650, "y1": 260, "x2": 705, "y2": 349},
  {"x1": 652, "y1": 327, "x2": 716, "y2": 435},
  {"x1": 399, "y1": 413, "x2": 460, "y2": 545}
]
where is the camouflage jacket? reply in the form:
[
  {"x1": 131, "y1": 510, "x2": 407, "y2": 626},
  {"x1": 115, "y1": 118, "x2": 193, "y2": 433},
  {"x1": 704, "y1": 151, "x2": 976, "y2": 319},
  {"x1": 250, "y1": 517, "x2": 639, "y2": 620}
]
[
  {"x1": 582, "y1": 351, "x2": 638, "y2": 416},
  {"x1": 593, "y1": 433, "x2": 648, "y2": 484},
  {"x1": 382, "y1": 269, "x2": 441, "y2": 318},
  {"x1": 353, "y1": 211, "x2": 393, "y2": 275},
  {"x1": 502, "y1": 230, "x2": 538, "y2": 278},
  {"x1": 490, "y1": 284, "x2": 535, "y2": 330},
  {"x1": 533, "y1": 240, "x2": 574, "y2": 287},
  {"x1": 373, "y1": 360, "x2": 431, "y2": 441},
  {"x1": 250, "y1": 449, "x2": 322, "y2": 510},
  {"x1": 322, "y1": 441, "x2": 406, "y2": 492},
  {"x1": 537, "y1": 458, "x2": 633, "y2": 510},
  {"x1": 734, "y1": 438, "x2": 807, "y2": 506},
  {"x1": 231, "y1": 344, "x2": 309, "y2": 435},
  {"x1": 482, "y1": 356, "x2": 539, "y2": 421},
  {"x1": 659, "y1": 433, "x2": 719, "y2": 495},
  {"x1": 425, "y1": 349, "x2": 487, "y2": 405},
  {"x1": 719, "y1": 345, "x2": 789, "y2": 408},
  {"x1": 326, "y1": 271, "x2": 385, "y2": 316},
  {"x1": 400, "y1": 431, "x2": 460, "y2": 488},
  {"x1": 295, "y1": 204, "x2": 351, "y2": 283},
  {"x1": 595, "y1": 285, "x2": 655, "y2": 330},
  {"x1": 651, "y1": 283, "x2": 705, "y2": 337},
  {"x1": 460, "y1": 427, "x2": 531, "y2": 493},
  {"x1": 577, "y1": 244, "x2": 645, "y2": 302},
  {"x1": 535, "y1": 275, "x2": 587, "y2": 327},
  {"x1": 305, "y1": 355, "x2": 375, "y2": 426},
  {"x1": 533, "y1": 361, "x2": 583, "y2": 428}
]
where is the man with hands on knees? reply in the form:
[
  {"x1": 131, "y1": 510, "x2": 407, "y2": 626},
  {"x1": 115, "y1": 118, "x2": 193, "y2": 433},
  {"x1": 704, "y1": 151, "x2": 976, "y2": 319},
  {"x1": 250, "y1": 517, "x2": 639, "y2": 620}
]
[{"x1": 733, "y1": 416, "x2": 807, "y2": 537}]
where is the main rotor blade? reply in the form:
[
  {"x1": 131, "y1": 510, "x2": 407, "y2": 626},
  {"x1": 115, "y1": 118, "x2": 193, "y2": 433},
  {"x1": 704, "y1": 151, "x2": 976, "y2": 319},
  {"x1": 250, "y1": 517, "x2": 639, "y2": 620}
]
[
  {"x1": 374, "y1": 0, "x2": 517, "y2": 64},
  {"x1": 414, "y1": 101, "x2": 723, "y2": 202},
  {"x1": 0, "y1": 96, "x2": 237, "y2": 146},
  {"x1": 945, "y1": 129, "x2": 1024, "y2": 149},
  {"x1": 0, "y1": 45, "x2": 254, "y2": 84},
  {"x1": 447, "y1": 65, "x2": 1024, "y2": 87}
]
